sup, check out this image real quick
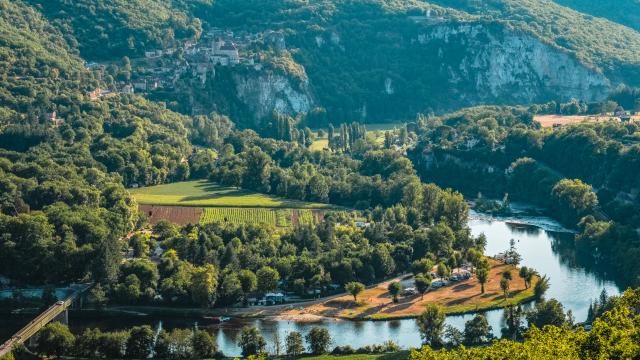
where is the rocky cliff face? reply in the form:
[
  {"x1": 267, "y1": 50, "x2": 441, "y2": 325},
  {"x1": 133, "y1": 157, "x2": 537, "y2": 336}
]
[
  {"x1": 233, "y1": 72, "x2": 313, "y2": 121},
  {"x1": 201, "y1": 21, "x2": 613, "y2": 124},
  {"x1": 421, "y1": 22, "x2": 611, "y2": 103}
]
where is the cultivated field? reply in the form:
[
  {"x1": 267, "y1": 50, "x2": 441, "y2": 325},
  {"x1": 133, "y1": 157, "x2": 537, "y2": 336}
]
[
  {"x1": 200, "y1": 208, "x2": 325, "y2": 227},
  {"x1": 139, "y1": 205, "x2": 202, "y2": 225},
  {"x1": 534, "y1": 114, "x2": 613, "y2": 128},
  {"x1": 131, "y1": 180, "x2": 332, "y2": 209},
  {"x1": 132, "y1": 180, "x2": 333, "y2": 227}
]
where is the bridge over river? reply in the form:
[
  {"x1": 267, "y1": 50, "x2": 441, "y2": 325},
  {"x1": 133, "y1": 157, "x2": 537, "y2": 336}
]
[{"x1": 0, "y1": 283, "x2": 92, "y2": 357}]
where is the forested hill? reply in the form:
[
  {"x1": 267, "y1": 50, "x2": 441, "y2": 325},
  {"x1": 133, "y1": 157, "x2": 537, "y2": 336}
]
[
  {"x1": 21, "y1": 0, "x2": 640, "y2": 126},
  {"x1": 0, "y1": 0, "x2": 198, "y2": 284},
  {"x1": 553, "y1": 0, "x2": 640, "y2": 32},
  {"x1": 24, "y1": 0, "x2": 212, "y2": 61}
]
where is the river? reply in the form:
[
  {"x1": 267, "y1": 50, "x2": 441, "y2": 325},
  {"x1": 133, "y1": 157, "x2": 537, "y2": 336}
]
[{"x1": 0, "y1": 211, "x2": 620, "y2": 356}]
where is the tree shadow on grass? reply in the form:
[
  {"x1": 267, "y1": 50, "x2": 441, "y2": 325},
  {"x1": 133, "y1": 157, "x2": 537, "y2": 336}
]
[{"x1": 451, "y1": 283, "x2": 474, "y2": 292}]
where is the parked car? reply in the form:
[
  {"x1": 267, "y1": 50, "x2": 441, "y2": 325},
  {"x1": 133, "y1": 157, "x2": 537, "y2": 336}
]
[{"x1": 403, "y1": 287, "x2": 417, "y2": 296}]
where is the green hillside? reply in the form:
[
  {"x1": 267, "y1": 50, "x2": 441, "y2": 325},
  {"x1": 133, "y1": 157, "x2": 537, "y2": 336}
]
[
  {"x1": 428, "y1": 0, "x2": 640, "y2": 81},
  {"x1": 553, "y1": 0, "x2": 640, "y2": 31},
  {"x1": 25, "y1": 0, "x2": 212, "y2": 60}
]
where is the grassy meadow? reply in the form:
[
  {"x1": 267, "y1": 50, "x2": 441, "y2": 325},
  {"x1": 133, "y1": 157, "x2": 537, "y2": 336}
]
[{"x1": 130, "y1": 180, "x2": 332, "y2": 209}]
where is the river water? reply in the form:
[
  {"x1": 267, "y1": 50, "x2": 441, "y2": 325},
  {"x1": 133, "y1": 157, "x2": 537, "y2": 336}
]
[{"x1": 0, "y1": 211, "x2": 621, "y2": 356}]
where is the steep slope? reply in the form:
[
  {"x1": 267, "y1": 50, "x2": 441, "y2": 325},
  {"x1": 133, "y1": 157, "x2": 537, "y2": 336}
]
[
  {"x1": 198, "y1": 0, "x2": 625, "y2": 124},
  {"x1": 553, "y1": 0, "x2": 640, "y2": 32},
  {"x1": 25, "y1": 0, "x2": 212, "y2": 61},
  {"x1": 428, "y1": 0, "x2": 640, "y2": 83}
]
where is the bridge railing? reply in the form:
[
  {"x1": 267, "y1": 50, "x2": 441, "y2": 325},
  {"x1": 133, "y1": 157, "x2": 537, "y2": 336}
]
[{"x1": 0, "y1": 283, "x2": 91, "y2": 357}]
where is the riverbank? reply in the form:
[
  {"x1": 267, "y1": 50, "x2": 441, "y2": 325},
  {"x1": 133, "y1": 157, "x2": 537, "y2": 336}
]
[
  {"x1": 88, "y1": 259, "x2": 535, "y2": 322},
  {"x1": 275, "y1": 259, "x2": 536, "y2": 321}
]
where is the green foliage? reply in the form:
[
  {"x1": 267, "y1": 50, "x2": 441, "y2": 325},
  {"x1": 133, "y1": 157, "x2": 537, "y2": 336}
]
[
  {"x1": 27, "y1": 0, "x2": 209, "y2": 61},
  {"x1": 193, "y1": 330, "x2": 218, "y2": 359},
  {"x1": 553, "y1": 0, "x2": 640, "y2": 31},
  {"x1": 125, "y1": 325, "x2": 154, "y2": 359},
  {"x1": 345, "y1": 281, "x2": 366, "y2": 301},
  {"x1": 286, "y1": 331, "x2": 305, "y2": 357},
  {"x1": 417, "y1": 304, "x2": 446, "y2": 348},
  {"x1": 238, "y1": 326, "x2": 266, "y2": 357},
  {"x1": 256, "y1": 266, "x2": 280, "y2": 293},
  {"x1": 414, "y1": 274, "x2": 432, "y2": 299},
  {"x1": 37, "y1": 322, "x2": 75, "y2": 358},
  {"x1": 387, "y1": 281, "x2": 403, "y2": 303},
  {"x1": 526, "y1": 298, "x2": 568, "y2": 329},
  {"x1": 430, "y1": 0, "x2": 640, "y2": 83},
  {"x1": 463, "y1": 314, "x2": 493, "y2": 346},
  {"x1": 306, "y1": 327, "x2": 332, "y2": 355}
]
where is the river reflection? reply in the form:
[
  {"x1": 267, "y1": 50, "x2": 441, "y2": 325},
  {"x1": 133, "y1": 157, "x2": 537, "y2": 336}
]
[{"x1": 0, "y1": 213, "x2": 622, "y2": 357}]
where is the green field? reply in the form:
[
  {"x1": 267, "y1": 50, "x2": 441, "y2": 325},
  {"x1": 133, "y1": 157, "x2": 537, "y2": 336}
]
[
  {"x1": 309, "y1": 138, "x2": 329, "y2": 151},
  {"x1": 200, "y1": 208, "x2": 323, "y2": 227},
  {"x1": 131, "y1": 180, "x2": 332, "y2": 209},
  {"x1": 301, "y1": 352, "x2": 408, "y2": 360}
]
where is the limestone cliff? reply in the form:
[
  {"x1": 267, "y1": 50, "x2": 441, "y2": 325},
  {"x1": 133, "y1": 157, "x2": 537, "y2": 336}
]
[
  {"x1": 421, "y1": 22, "x2": 610, "y2": 104},
  {"x1": 233, "y1": 71, "x2": 313, "y2": 121}
]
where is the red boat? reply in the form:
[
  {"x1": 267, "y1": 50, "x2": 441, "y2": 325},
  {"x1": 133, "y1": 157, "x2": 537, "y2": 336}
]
[{"x1": 202, "y1": 316, "x2": 230, "y2": 324}]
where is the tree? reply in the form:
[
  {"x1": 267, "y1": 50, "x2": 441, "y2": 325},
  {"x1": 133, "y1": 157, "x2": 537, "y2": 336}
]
[
  {"x1": 193, "y1": 330, "x2": 217, "y2": 359},
  {"x1": 502, "y1": 305, "x2": 525, "y2": 340},
  {"x1": 372, "y1": 244, "x2": 396, "y2": 278},
  {"x1": 125, "y1": 325, "x2": 154, "y2": 359},
  {"x1": 476, "y1": 265, "x2": 490, "y2": 294},
  {"x1": 286, "y1": 331, "x2": 305, "y2": 357},
  {"x1": 534, "y1": 275, "x2": 550, "y2": 299},
  {"x1": 238, "y1": 326, "x2": 266, "y2": 357},
  {"x1": 239, "y1": 269, "x2": 257, "y2": 293},
  {"x1": 411, "y1": 258, "x2": 433, "y2": 276},
  {"x1": 388, "y1": 281, "x2": 402, "y2": 303},
  {"x1": 220, "y1": 272, "x2": 243, "y2": 305},
  {"x1": 243, "y1": 147, "x2": 272, "y2": 192},
  {"x1": 256, "y1": 266, "x2": 280, "y2": 293},
  {"x1": 502, "y1": 270, "x2": 512, "y2": 281},
  {"x1": 37, "y1": 322, "x2": 75, "y2": 358},
  {"x1": 239, "y1": 269, "x2": 257, "y2": 305},
  {"x1": 436, "y1": 262, "x2": 451, "y2": 280},
  {"x1": 500, "y1": 277, "x2": 511, "y2": 299},
  {"x1": 305, "y1": 327, "x2": 331, "y2": 355},
  {"x1": 519, "y1": 267, "x2": 536, "y2": 289},
  {"x1": 506, "y1": 239, "x2": 522, "y2": 266},
  {"x1": 417, "y1": 304, "x2": 446, "y2": 348},
  {"x1": 190, "y1": 264, "x2": 218, "y2": 307},
  {"x1": 414, "y1": 274, "x2": 432, "y2": 299},
  {"x1": 526, "y1": 299, "x2": 567, "y2": 328},
  {"x1": 551, "y1": 179, "x2": 598, "y2": 223},
  {"x1": 463, "y1": 314, "x2": 493, "y2": 346},
  {"x1": 89, "y1": 283, "x2": 108, "y2": 310},
  {"x1": 345, "y1": 282, "x2": 365, "y2": 302}
]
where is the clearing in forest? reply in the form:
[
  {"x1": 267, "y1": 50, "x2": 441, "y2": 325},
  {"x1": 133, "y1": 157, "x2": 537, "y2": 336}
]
[
  {"x1": 131, "y1": 180, "x2": 333, "y2": 227},
  {"x1": 130, "y1": 180, "x2": 332, "y2": 208}
]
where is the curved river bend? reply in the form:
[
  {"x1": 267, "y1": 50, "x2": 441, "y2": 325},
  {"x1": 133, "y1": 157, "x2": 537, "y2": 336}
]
[{"x1": 0, "y1": 211, "x2": 621, "y2": 357}]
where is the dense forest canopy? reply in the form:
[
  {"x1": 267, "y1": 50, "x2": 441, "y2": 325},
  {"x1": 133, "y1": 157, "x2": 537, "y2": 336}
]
[{"x1": 553, "y1": 0, "x2": 640, "y2": 32}]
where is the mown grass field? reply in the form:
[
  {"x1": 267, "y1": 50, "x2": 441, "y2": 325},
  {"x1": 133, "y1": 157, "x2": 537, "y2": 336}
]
[
  {"x1": 309, "y1": 138, "x2": 329, "y2": 151},
  {"x1": 131, "y1": 180, "x2": 332, "y2": 209}
]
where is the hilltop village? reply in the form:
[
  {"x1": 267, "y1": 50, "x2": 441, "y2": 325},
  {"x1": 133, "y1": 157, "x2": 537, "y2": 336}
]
[{"x1": 85, "y1": 28, "x2": 286, "y2": 100}]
